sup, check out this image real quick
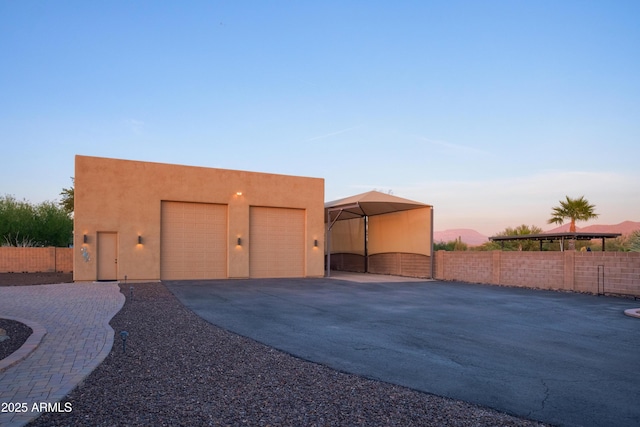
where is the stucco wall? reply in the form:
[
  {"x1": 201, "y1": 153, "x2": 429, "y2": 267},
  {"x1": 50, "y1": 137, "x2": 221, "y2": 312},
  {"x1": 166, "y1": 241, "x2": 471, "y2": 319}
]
[
  {"x1": 74, "y1": 155, "x2": 325, "y2": 281},
  {"x1": 434, "y1": 250, "x2": 640, "y2": 297}
]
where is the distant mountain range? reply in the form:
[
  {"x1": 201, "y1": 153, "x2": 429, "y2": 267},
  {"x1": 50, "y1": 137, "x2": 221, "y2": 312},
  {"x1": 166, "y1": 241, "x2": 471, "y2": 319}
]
[{"x1": 435, "y1": 221, "x2": 640, "y2": 246}]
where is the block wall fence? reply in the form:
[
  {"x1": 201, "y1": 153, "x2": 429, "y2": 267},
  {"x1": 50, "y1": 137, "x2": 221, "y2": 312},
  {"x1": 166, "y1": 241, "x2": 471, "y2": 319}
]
[
  {"x1": 0, "y1": 247, "x2": 73, "y2": 273},
  {"x1": 434, "y1": 250, "x2": 640, "y2": 297}
]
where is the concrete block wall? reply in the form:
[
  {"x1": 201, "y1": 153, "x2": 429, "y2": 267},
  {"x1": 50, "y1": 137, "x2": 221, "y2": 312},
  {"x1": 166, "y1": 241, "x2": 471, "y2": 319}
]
[
  {"x1": 434, "y1": 250, "x2": 640, "y2": 297},
  {"x1": 436, "y1": 252, "x2": 493, "y2": 283},
  {"x1": 0, "y1": 247, "x2": 73, "y2": 273},
  {"x1": 500, "y1": 252, "x2": 565, "y2": 290},
  {"x1": 574, "y1": 252, "x2": 640, "y2": 295},
  {"x1": 329, "y1": 253, "x2": 366, "y2": 273},
  {"x1": 368, "y1": 253, "x2": 431, "y2": 278},
  {"x1": 331, "y1": 252, "x2": 432, "y2": 278}
]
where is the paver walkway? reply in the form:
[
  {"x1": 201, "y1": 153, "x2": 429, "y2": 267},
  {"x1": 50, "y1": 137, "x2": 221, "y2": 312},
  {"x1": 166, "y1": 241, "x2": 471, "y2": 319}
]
[{"x1": 0, "y1": 283, "x2": 124, "y2": 427}]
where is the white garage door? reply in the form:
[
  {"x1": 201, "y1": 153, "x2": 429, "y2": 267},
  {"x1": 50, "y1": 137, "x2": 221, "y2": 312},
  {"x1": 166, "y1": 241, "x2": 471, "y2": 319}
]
[
  {"x1": 161, "y1": 201, "x2": 227, "y2": 280},
  {"x1": 250, "y1": 207, "x2": 305, "y2": 278}
]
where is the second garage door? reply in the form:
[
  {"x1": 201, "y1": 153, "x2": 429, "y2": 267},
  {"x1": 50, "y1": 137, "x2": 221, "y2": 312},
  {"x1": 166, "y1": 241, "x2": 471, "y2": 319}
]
[
  {"x1": 161, "y1": 201, "x2": 227, "y2": 280},
  {"x1": 250, "y1": 206, "x2": 305, "y2": 278}
]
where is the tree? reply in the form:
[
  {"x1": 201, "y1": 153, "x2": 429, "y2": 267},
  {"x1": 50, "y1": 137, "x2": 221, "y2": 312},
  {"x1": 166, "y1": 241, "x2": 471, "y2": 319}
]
[
  {"x1": 0, "y1": 195, "x2": 72, "y2": 247},
  {"x1": 477, "y1": 224, "x2": 543, "y2": 251},
  {"x1": 548, "y1": 196, "x2": 598, "y2": 232},
  {"x1": 627, "y1": 231, "x2": 640, "y2": 252},
  {"x1": 59, "y1": 177, "x2": 74, "y2": 214},
  {"x1": 434, "y1": 237, "x2": 467, "y2": 251}
]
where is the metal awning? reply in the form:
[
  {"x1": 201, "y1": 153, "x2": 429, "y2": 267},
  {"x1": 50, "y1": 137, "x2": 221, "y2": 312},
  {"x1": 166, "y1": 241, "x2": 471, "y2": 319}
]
[{"x1": 489, "y1": 232, "x2": 622, "y2": 251}]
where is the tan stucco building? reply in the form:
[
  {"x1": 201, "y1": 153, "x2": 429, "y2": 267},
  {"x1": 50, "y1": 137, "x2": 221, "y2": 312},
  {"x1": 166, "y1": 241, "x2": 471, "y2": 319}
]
[{"x1": 74, "y1": 155, "x2": 325, "y2": 281}]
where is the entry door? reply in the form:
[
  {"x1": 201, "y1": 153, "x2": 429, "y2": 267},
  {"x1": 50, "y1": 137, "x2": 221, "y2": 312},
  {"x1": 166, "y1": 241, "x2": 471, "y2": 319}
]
[{"x1": 97, "y1": 232, "x2": 118, "y2": 281}]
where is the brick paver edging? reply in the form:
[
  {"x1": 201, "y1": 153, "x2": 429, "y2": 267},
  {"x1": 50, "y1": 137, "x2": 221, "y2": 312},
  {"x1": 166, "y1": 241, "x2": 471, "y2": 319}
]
[
  {"x1": 0, "y1": 316, "x2": 46, "y2": 373},
  {"x1": 0, "y1": 282, "x2": 125, "y2": 427}
]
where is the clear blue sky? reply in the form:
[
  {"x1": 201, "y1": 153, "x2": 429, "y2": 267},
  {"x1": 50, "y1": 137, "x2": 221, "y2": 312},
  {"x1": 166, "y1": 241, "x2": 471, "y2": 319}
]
[{"x1": 1, "y1": 1, "x2": 638, "y2": 235}]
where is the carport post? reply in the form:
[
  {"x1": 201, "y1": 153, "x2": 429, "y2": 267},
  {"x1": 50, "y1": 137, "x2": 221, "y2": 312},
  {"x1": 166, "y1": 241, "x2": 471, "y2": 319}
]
[
  {"x1": 326, "y1": 204, "x2": 360, "y2": 277},
  {"x1": 430, "y1": 206, "x2": 434, "y2": 279}
]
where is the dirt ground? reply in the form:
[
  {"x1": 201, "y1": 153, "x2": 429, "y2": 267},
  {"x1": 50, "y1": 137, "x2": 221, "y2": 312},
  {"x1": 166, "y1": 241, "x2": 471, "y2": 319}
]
[{"x1": 0, "y1": 272, "x2": 73, "y2": 286}]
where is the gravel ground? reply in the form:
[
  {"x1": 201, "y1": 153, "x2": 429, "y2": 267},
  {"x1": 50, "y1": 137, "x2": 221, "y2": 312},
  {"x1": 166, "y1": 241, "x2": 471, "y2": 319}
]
[
  {"x1": 0, "y1": 318, "x2": 32, "y2": 361},
  {"x1": 0, "y1": 272, "x2": 73, "y2": 286},
  {"x1": 28, "y1": 282, "x2": 547, "y2": 427}
]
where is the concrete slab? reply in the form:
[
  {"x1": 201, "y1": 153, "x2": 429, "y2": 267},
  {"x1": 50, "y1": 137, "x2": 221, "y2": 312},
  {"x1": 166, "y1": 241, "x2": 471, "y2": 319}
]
[
  {"x1": 0, "y1": 283, "x2": 124, "y2": 427},
  {"x1": 166, "y1": 278, "x2": 640, "y2": 427}
]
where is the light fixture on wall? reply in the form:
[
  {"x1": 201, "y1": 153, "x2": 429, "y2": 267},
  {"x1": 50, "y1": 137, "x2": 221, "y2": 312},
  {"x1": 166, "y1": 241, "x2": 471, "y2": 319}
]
[
  {"x1": 138, "y1": 235, "x2": 143, "y2": 245},
  {"x1": 314, "y1": 239, "x2": 318, "y2": 247},
  {"x1": 236, "y1": 191, "x2": 243, "y2": 196},
  {"x1": 237, "y1": 237, "x2": 242, "y2": 246},
  {"x1": 83, "y1": 234, "x2": 88, "y2": 244}
]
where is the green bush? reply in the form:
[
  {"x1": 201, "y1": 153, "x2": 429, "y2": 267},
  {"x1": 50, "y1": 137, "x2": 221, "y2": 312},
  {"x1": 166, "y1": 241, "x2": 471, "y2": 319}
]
[{"x1": 0, "y1": 195, "x2": 73, "y2": 247}]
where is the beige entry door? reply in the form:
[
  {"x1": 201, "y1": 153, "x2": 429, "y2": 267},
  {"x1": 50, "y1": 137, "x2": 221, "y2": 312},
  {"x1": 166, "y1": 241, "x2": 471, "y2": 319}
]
[{"x1": 97, "y1": 232, "x2": 118, "y2": 281}]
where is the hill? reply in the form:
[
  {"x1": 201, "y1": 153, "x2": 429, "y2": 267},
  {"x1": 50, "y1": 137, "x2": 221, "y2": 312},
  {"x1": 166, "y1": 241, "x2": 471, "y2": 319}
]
[{"x1": 434, "y1": 229, "x2": 488, "y2": 246}]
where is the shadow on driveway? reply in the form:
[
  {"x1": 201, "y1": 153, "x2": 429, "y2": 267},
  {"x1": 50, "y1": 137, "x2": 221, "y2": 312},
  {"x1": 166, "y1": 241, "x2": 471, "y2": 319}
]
[{"x1": 165, "y1": 277, "x2": 640, "y2": 427}]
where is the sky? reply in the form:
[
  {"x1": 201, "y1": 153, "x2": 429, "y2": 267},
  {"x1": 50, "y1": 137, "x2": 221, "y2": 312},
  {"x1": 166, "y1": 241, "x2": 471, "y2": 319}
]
[{"x1": 1, "y1": 1, "x2": 639, "y2": 236}]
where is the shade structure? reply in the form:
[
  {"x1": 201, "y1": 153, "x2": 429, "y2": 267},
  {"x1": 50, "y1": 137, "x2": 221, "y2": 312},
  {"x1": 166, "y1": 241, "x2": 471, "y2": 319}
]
[
  {"x1": 325, "y1": 191, "x2": 433, "y2": 277},
  {"x1": 325, "y1": 191, "x2": 432, "y2": 221}
]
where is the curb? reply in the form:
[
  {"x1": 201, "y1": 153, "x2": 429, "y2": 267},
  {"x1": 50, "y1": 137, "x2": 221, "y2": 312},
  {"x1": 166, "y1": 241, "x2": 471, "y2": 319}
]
[
  {"x1": 624, "y1": 308, "x2": 640, "y2": 319},
  {"x1": 0, "y1": 316, "x2": 47, "y2": 373}
]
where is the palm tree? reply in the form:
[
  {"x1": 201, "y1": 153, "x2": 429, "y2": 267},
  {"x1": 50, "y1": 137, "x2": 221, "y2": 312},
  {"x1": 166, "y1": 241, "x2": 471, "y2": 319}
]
[{"x1": 548, "y1": 196, "x2": 598, "y2": 232}]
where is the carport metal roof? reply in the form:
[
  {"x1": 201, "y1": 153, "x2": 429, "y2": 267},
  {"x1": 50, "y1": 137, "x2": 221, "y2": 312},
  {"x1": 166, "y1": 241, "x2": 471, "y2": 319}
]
[
  {"x1": 324, "y1": 191, "x2": 433, "y2": 277},
  {"x1": 489, "y1": 232, "x2": 622, "y2": 251}
]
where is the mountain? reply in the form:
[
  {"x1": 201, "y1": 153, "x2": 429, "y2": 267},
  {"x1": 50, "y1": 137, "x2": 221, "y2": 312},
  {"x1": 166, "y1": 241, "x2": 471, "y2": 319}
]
[
  {"x1": 544, "y1": 221, "x2": 640, "y2": 235},
  {"x1": 434, "y1": 229, "x2": 488, "y2": 246}
]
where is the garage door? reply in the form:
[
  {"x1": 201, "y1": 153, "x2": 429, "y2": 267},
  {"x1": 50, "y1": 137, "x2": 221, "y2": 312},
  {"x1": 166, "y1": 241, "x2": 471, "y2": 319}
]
[
  {"x1": 161, "y1": 201, "x2": 227, "y2": 280},
  {"x1": 250, "y1": 207, "x2": 304, "y2": 278}
]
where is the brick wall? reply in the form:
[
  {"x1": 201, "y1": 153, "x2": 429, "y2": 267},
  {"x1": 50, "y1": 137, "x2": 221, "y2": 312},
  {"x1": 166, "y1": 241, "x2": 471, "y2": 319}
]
[
  {"x1": 434, "y1": 250, "x2": 640, "y2": 297},
  {"x1": 0, "y1": 247, "x2": 73, "y2": 273},
  {"x1": 330, "y1": 252, "x2": 432, "y2": 278},
  {"x1": 329, "y1": 253, "x2": 366, "y2": 273},
  {"x1": 368, "y1": 253, "x2": 431, "y2": 278}
]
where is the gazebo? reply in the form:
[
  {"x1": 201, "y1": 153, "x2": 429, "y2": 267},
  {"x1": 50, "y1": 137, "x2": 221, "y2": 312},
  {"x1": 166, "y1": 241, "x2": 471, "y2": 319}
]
[{"x1": 325, "y1": 191, "x2": 433, "y2": 278}]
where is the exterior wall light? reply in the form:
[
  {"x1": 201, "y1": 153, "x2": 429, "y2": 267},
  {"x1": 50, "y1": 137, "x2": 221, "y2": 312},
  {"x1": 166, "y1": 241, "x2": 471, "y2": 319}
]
[
  {"x1": 237, "y1": 237, "x2": 242, "y2": 246},
  {"x1": 236, "y1": 191, "x2": 243, "y2": 196},
  {"x1": 138, "y1": 235, "x2": 143, "y2": 245},
  {"x1": 314, "y1": 239, "x2": 318, "y2": 247},
  {"x1": 83, "y1": 234, "x2": 88, "y2": 244}
]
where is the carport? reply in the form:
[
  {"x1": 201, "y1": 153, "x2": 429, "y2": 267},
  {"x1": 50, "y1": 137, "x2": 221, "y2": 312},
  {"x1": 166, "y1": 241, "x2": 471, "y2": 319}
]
[{"x1": 325, "y1": 191, "x2": 433, "y2": 278}]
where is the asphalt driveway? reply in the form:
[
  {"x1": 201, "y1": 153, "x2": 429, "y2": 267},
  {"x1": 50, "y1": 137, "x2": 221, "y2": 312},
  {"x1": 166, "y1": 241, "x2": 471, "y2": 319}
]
[{"x1": 165, "y1": 276, "x2": 640, "y2": 427}]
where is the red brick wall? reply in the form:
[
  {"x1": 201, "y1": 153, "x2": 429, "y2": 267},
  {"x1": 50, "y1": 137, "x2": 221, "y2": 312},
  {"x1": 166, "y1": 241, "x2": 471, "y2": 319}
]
[
  {"x1": 434, "y1": 250, "x2": 640, "y2": 297},
  {"x1": 0, "y1": 247, "x2": 73, "y2": 273}
]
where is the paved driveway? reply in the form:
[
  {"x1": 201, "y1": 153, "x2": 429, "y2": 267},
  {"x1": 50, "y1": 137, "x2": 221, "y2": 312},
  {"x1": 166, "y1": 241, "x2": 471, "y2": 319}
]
[{"x1": 166, "y1": 276, "x2": 640, "y2": 427}]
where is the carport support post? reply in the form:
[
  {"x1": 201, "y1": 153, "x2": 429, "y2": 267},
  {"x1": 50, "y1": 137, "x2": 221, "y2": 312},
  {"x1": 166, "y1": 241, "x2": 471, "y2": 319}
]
[
  {"x1": 327, "y1": 208, "x2": 331, "y2": 277},
  {"x1": 364, "y1": 216, "x2": 368, "y2": 273},
  {"x1": 430, "y1": 206, "x2": 434, "y2": 279}
]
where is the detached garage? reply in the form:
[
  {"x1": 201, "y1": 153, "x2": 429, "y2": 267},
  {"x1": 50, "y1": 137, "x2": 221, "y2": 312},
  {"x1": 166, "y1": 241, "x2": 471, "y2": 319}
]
[{"x1": 74, "y1": 155, "x2": 324, "y2": 281}]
